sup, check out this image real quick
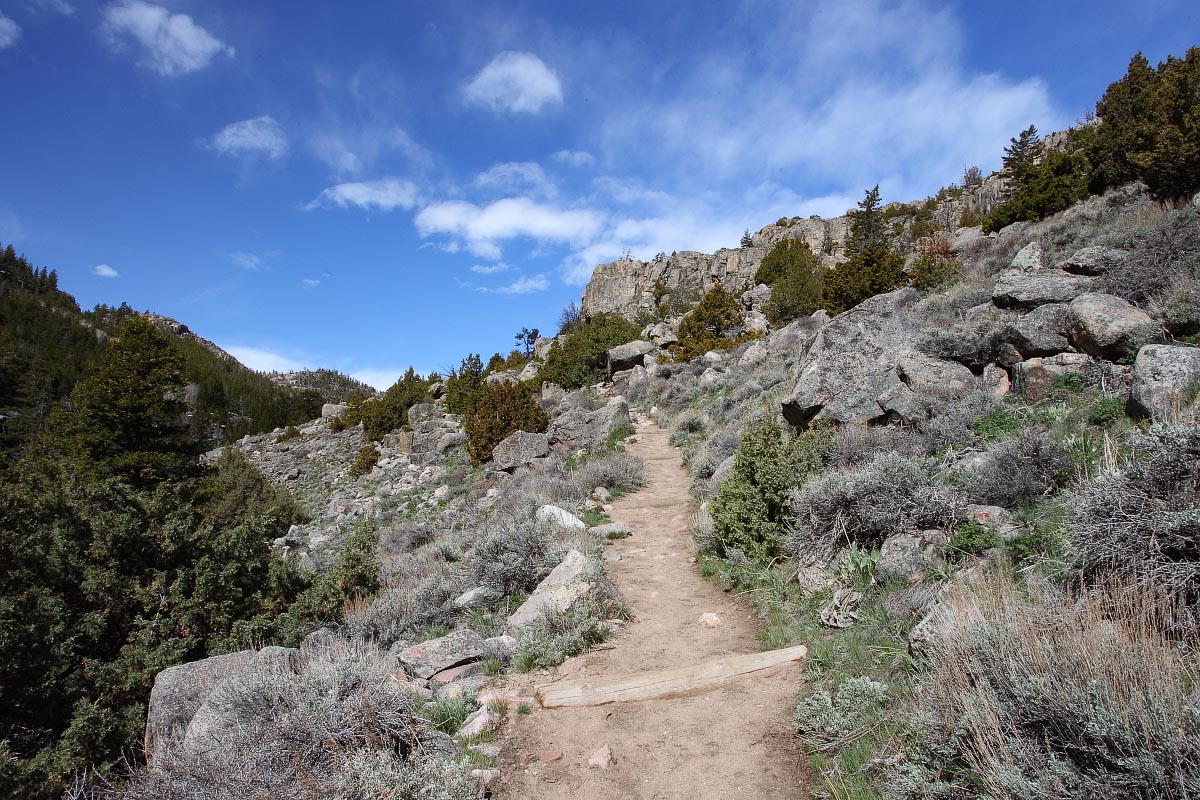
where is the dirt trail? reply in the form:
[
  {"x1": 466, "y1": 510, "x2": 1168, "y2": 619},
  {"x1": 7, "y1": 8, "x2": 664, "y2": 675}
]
[{"x1": 496, "y1": 415, "x2": 809, "y2": 800}]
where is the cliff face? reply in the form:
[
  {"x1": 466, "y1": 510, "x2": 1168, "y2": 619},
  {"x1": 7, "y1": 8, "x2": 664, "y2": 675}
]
[{"x1": 581, "y1": 216, "x2": 851, "y2": 320}]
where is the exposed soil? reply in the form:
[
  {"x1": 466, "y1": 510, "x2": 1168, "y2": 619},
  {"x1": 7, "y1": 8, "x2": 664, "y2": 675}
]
[{"x1": 495, "y1": 414, "x2": 810, "y2": 800}]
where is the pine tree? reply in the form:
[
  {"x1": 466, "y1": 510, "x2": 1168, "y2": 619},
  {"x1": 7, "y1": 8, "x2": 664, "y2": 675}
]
[
  {"x1": 845, "y1": 185, "x2": 888, "y2": 258},
  {"x1": 51, "y1": 315, "x2": 194, "y2": 485},
  {"x1": 740, "y1": 229, "x2": 753, "y2": 247},
  {"x1": 1002, "y1": 124, "x2": 1043, "y2": 185}
]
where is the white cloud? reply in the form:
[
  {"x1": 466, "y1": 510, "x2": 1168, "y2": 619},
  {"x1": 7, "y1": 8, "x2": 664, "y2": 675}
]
[
  {"x1": 551, "y1": 149, "x2": 595, "y2": 168},
  {"x1": 102, "y1": 0, "x2": 232, "y2": 76},
  {"x1": 463, "y1": 51, "x2": 563, "y2": 114},
  {"x1": 474, "y1": 161, "x2": 555, "y2": 198},
  {"x1": 469, "y1": 262, "x2": 510, "y2": 274},
  {"x1": 301, "y1": 278, "x2": 320, "y2": 288},
  {"x1": 415, "y1": 197, "x2": 601, "y2": 259},
  {"x1": 307, "y1": 178, "x2": 420, "y2": 212},
  {"x1": 92, "y1": 263, "x2": 119, "y2": 278},
  {"x1": 210, "y1": 116, "x2": 287, "y2": 160},
  {"x1": 478, "y1": 273, "x2": 550, "y2": 295},
  {"x1": 0, "y1": 12, "x2": 20, "y2": 48},
  {"x1": 224, "y1": 345, "x2": 305, "y2": 373}
]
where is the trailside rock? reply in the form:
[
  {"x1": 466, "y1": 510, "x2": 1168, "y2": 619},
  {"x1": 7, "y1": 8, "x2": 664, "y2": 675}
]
[
  {"x1": 1066, "y1": 293, "x2": 1163, "y2": 361},
  {"x1": 781, "y1": 289, "x2": 917, "y2": 427},
  {"x1": 876, "y1": 530, "x2": 948, "y2": 581},
  {"x1": 536, "y1": 504, "x2": 587, "y2": 529},
  {"x1": 992, "y1": 244, "x2": 1093, "y2": 310},
  {"x1": 1128, "y1": 345, "x2": 1200, "y2": 421},
  {"x1": 1057, "y1": 245, "x2": 1126, "y2": 276},
  {"x1": 491, "y1": 431, "x2": 550, "y2": 471},
  {"x1": 392, "y1": 628, "x2": 487, "y2": 680},
  {"x1": 607, "y1": 340, "x2": 656, "y2": 377},
  {"x1": 506, "y1": 550, "x2": 609, "y2": 632}
]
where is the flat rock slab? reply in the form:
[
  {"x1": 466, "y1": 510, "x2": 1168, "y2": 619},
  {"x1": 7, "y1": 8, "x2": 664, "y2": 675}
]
[
  {"x1": 394, "y1": 628, "x2": 487, "y2": 680},
  {"x1": 535, "y1": 645, "x2": 807, "y2": 708}
]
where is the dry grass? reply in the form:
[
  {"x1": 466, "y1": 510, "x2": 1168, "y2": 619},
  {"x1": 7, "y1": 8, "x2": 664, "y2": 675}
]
[{"x1": 894, "y1": 573, "x2": 1200, "y2": 799}]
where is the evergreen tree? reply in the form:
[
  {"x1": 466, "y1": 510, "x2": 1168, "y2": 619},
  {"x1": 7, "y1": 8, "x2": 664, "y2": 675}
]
[
  {"x1": 514, "y1": 327, "x2": 540, "y2": 358},
  {"x1": 444, "y1": 354, "x2": 486, "y2": 414},
  {"x1": 463, "y1": 380, "x2": 550, "y2": 465},
  {"x1": 673, "y1": 284, "x2": 749, "y2": 360},
  {"x1": 48, "y1": 315, "x2": 195, "y2": 486},
  {"x1": 740, "y1": 229, "x2": 753, "y2": 247},
  {"x1": 821, "y1": 245, "x2": 907, "y2": 314},
  {"x1": 1002, "y1": 124, "x2": 1043, "y2": 185},
  {"x1": 763, "y1": 242, "x2": 825, "y2": 324},
  {"x1": 540, "y1": 313, "x2": 642, "y2": 389},
  {"x1": 845, "y1": 185, "x2": 888, "y2": 257}
]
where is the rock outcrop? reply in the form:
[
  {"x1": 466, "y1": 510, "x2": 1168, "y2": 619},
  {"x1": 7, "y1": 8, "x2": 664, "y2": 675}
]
[{"x1": 491, "y1": 430, "x2": 550, "y2": 471}]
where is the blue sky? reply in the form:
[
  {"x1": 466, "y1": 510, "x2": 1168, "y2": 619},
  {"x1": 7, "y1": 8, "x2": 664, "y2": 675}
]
[{"x1": 0, "y1": 1, "x2": 1194, "y2": 388}]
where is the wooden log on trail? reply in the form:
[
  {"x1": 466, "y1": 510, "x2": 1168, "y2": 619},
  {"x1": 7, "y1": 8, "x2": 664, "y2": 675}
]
[{"x1": 535, "y1": 645, "x2": 808, "y2": 708}]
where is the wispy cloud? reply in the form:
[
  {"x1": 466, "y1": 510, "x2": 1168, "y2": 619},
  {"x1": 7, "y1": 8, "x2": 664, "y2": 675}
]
[
  {"x1": 92, "y1": 263, "x2": 119, "y2": 278},
  {"x1": 209, "y1": 116, "x2": 287, "y2": 160},
  {"x1": 0, "y1": 12, "x2": 20, "y2": 48},
  {"x1": 477, "y1": 273, "x2": 550, "y2": 295},
  {"x1": 415, "y1": 197, "x2": 601, "y2": 260},
  {"x1": 226, "y1": 250, "x2": 275, "y2": 271},
  {"x1": 311, "y1": 125, "x2": 431, "y2": 177},
  {"x1": 474, "y1": 161, "x2": 556, "y2": 198},
  {"x1": 550, "y1": 149, "x2": 594, "y2": 168},
  {"x1": 101, "y1": 0, "x2": 232, "y2": 76},
  {"x1": 301, "y1": 277, "x2": 320, "y2": 288},
  {"x1": 224, "y1": 345, "x2": 305, "y2": 373},
  {"x1": 469, "y1": 262, "x2": 511, "y2": 274},
  {"x1": 31, "y1": 0, "x2": 75, "y2": 15},
  {"x1": 306, "y1": 178, "x2": 420, "y2": 212},
  {"x1": 463, "y1": 51, "x2": 563, "y2": 114}
]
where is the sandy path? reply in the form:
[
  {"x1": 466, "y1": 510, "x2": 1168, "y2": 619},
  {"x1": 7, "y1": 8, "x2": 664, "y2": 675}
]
[{"x1": 495, "y1": 415, "x2": 809, "y2": 800}]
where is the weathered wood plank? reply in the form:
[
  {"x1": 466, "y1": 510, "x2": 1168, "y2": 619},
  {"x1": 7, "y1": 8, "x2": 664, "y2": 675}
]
[{"x1": 535, "y1": 644, "x2": 808, "y2": 708}]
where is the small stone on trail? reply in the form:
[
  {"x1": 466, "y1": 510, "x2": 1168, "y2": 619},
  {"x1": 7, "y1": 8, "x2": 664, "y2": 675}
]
[
  {"x1": 699, "y1": 612, "x2": 722, "y2": 628},
  {"x1": 537, "y1": 750, "x2": 563, "y2": 763},
  {"x1": 588, "y1": 744, "x2": 614, "y2": 769}
]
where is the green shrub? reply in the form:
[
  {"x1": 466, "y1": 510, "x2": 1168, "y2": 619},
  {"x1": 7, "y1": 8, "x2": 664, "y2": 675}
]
[
  {"x1": 958, "y1": 206, "x2": 982, "y2": 228},
  {"x1": 463, "y1": 380, "x2": 550, "y2": 465},
  {"x1": 948, "y1": 520, "x2": 1001, "y2": 556},
  {"x1": 760, "y1": 241, "x2": 825, "y2": 325},
  {"x1": 673, "y1": 284, "x2": 754, "y2": 361},
  {"x1": 710, "y1": 417, "x2": 827, "y2": 561},
  {"x1": 348, "y1": 443, "x2": 380, "y2": 479},
  {"x1": 540, "y1": 313, "x2": 642, "y2": 389},
  {"x1": 444, "y1": 354, "x2": 487, "y2": 414},
  {"x1": 275, "y1": 425, "x2": 301, "y2": 443},
  {"x1": 755, "y1": 238, "x2": 816, "y2": 286},
  {"x1": 821, "y1": 245, "x2": 907, "y2": 314},
  {"x1": 982, "y1": 150, "x2": 1088, "y2": 233}
]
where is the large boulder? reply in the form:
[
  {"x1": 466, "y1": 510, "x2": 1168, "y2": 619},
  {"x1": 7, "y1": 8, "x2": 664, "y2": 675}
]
[
  {"x1": 548, "y1": 395, "x2": 630, "y2": 449},
  {"x1": 145, "y1": 647, "x2": 299, "y2": 759},
  {"x1": 1066, "y1": 293, "x2": 1163, "y2": 361},
  {"x1": 876, "y1": 530, "x2": 948, "y2": 581},
  {"x1": 1128, "y1": 345, "x2": 1200, "y2": 421},
  {"x1": 392, "y1": 628, "x2": 487, "y2": 680},
  {"x1": 780, "y1": 289, "x2": 919, "y2": 427},
  {"x1": 491, "y1": 430, "x2": 550, "y2": 471},
  {"x1": 1056, "y1": 245, "x2": 1126, "y2": 276},
  {"x1": 1011, "y1": 303, "x2": 1073, "y2": 357},
  {"x1": 607, "y1": 340, "x2": 656, "y2": 377},
  {"x1": 506, "y1": 550, "x2": 613, "y2": 632},
  {"x1": 643, "y1": 321, "x2": 680, "y2": 348},
  {"x1": 992, "y1": 243, "x2": 1093, "y2": 310},
  {"x1": 533, "y1": 337, "x2": 555, "y2": 360}
]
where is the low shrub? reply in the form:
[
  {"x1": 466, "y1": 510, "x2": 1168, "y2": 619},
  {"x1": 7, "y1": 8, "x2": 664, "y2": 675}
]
[
  {"x1": 1069, "y1": 423, "x2": 1200, "y2": 607},
  {"x1": 916, "y1": 316, "x2": 1016, "y2": 370},
  {"x1": 513, "y1": 597, "x2": 621, "y2": 671},
  {"x1": 794, "y1": 676, "x2": 889, "y2": 750},
  {"x1": 470, "y1": 520, "x2": 563, "y2": 598},
  {"x1": 893, "y1": 574, "x2": 1200, "y2": 800},
  {"x1": 463, "y1": 380, "x2": 550, "y2": 465},
  {"x1": 788, "y1": 452, "x2": 959, "y2": 564},
  {"x1": 708, "y1": 417, "x2": 827, "y2": 561},
  {"x1": 831, "y1": 424, "x2": 920, "y2": 468},
  {"x1": 959, "y1": 430, "x2": 1074, "y2": 507},
  {"x1": 73, "y1": 640, "x2": 478, "y2": 800},
  {"x1": 1102, "y1": 205, "x2": 1200, "y2": 305},
  {"x1": 571, "y1": 451, "x2": 646, "y2": 496}
]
